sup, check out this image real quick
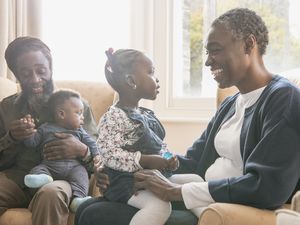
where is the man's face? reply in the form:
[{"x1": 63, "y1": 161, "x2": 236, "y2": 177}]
[
  {"x1": 15, "y1": 50, "x2": 53, "y2": 111},
  {"x1": 16, "y1": 50, "x2": 53, "y2": 95}
]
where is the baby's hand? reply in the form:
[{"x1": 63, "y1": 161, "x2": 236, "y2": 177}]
[
  {"x1": 166, "y1": 155, "x2": 179, "y2": 171},
  {"x1": 93, "y1": 155, "x2": 104, "y2": 168}
]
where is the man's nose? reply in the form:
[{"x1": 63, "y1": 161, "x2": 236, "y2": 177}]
[{"x1": 30, "y1": 72, "x2": 41, "y2": 83}]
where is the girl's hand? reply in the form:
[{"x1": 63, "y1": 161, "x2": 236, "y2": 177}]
[
  {"x1": 139, "y1": 154, "x2": 168, "y2": 171},
  {"x1": 166, "y1": 155, "x2": 179, "y2": 171}
]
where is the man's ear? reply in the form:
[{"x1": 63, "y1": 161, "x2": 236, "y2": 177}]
[
  {"x1": 125, "y1": 74, "x2": 137, "y2": 89},
  {"x1": 244, "y1": 34, "x2": 256, "y2": 54}
]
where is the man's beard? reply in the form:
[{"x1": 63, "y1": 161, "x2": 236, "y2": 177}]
[{"x1": 26, "y1": 79, "x2": 54, "y2": 116}]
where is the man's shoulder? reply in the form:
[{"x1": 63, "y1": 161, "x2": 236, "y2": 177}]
[{"x1": 0, "y1": 93, "x2": 19, "y2": 107}]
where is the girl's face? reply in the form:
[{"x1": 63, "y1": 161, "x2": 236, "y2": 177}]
[
  {"x1": 58, "y1": 97, "x2": 84, "y2": 130},
  {"x1": 133, "y1": 55, "x2": 160, "y2": 100},
  {"x1": 204, "y1": 24, "x2": 250, "y2": 89}
]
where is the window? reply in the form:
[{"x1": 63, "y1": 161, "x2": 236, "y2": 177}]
[
  {"x1": 151, "y1": 0, "x2": 300, "y2": 120},
  {"x1": 40, "y1": 0, "x2": 300, "y2": 120},
  {"x1": 41, "y1": 0, "x2": 130, "y2": 82}
]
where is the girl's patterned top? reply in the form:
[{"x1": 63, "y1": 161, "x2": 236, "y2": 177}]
[{"x1": 97, "y1": 106, "x2": 144, "y2": 172}]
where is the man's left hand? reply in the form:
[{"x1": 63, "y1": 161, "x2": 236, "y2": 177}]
[{"x1": 43, "y1": 132, "x2": 87, "y2": 160}]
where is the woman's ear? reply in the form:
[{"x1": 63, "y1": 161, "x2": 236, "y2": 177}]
[
  {"x1": 244, "y1": 34, "x2": 256, "y2": 54},
  {"x1": 125, "y1": 74, "x2": 137, "y2": 90}
]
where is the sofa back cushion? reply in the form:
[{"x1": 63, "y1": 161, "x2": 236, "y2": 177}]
[
  {"x1": 0, "y1": 77, "x2": 17, "y2": 101},
  {"x1": 54, "y1": 80, "x2": 115, "y2": 123}
]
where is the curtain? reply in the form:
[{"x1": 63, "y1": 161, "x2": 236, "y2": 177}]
[{"x1": 0, "y1": 0, "x2": 42, "y2": 80}]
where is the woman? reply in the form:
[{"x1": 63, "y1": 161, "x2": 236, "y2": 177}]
[{"x1": 76, "y1": 8, "x2": 300, "y2": 225}]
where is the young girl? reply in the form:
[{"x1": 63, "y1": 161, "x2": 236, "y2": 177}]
[
  {"x1": 97, "y1": 48, "x2": 203, "y2": 225},
  {"x1": 22, "y1": 89, "x2": 100, "y2": 212}
]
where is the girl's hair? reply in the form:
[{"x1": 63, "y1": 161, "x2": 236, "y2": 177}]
[
  {"x1": 104, "y1": 48, "x2": 144, "y2": 92},
  {"x1": 212, "y1": 8, "x2": 269, "y2": 55},
  {"x1": 47, "y1": 89, "x2": 81, "y2": 121},
  {"x1": 5, "y1": 36, "x2": 53, "y2": 76}
]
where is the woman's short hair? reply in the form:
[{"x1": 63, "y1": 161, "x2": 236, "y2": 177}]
[{"x1": 212, "y1": 8, "x2": 269, "y2": 55}]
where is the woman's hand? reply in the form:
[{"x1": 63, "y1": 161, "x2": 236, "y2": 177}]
[
  {"x1": 9, "y1": 114, "x2": 36, "y2": 141},
  {"x1": 134, "y1": 169, "x2": 183, "y2": 201},
  {"x1": 43, "y1": 132, "x2": 87, "y2": 160},
  {"x1": 93, "y1": 156, "x2": 110, "y2": 194}
]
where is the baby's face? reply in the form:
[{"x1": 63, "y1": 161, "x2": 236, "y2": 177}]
[{"x1": 59, "y1": 97, "x2": 84, "y2": 130}]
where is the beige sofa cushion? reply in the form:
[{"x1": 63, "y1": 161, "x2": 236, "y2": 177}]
[
  {"x1": 0, "y1": 78, "x2": 17, "y2": 101},
  {"x1": 54, "y1": 80, "x2": 115, "y2": 123}
]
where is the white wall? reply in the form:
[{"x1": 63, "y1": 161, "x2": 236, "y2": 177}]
[{"x1": 161, "y1": 120, "x2": 208, "y2": 155}]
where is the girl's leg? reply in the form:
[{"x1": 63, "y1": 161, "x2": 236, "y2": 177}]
[
  {"x1": 127, "y1": 190, "x2": 171, "y2": 225},
  {"x1": 169, "y1": 173, "x2": 205, "y2": 218},
  {"x1": 168, "y1": 173, "x2": 204, "y2": 184}
]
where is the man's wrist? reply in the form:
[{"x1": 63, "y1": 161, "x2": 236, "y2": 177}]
[{"x1": 81, "y1": 146, "x2": 91, "y2": 162}]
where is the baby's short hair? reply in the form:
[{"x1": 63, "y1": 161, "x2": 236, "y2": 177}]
[{"x1": 47, "y1": 89, "x2": 81, "y2": 120}]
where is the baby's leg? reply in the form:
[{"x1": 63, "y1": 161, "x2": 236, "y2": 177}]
[
  {"x1": 127, "y1": 190, "x2": 171, "y2": 225},
  {"x1": 24, "y1": 164, "x2": 53, "y2": 188},
  {"x1": 169, "y1": 173, "x2": 206, "y2": 218},
  {"x1": 68, "y1": 165, "x2": 91, "y2": 213}
]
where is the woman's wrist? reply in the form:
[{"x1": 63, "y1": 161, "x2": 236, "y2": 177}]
[{"x1": 167, "y1": 184, "x2": 183, "y2": 201}]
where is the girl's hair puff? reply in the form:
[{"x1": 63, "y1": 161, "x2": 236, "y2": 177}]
[{"x1": 104, "y1": 49, "x2": 144, "y2": 93}]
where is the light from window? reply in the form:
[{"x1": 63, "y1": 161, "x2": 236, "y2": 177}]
[
  {"x1": 173, "y1": 0, "x2": 300, "y2": 98},
  {"x1": 41, "y1": 0, "x2": 130, "y2": 82}
]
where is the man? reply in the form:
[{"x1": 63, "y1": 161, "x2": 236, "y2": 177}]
[{"x1": 0, "y1": 36, "x2": 98, "y2": 225}]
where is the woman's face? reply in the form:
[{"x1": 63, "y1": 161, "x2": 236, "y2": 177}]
[
  {"x1": 205, "y1": 24, "x2": 250, "y2": 89},
  {"x1": 133, "y1": 55, "x2": 160, "y2": 100},
  {"x1": 15, "y1": 50, "x2": 52, "y2": 97}
]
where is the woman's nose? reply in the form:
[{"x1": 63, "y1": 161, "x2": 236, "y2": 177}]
[{"x1": 205, "y1": 55, "x2": 212, "y2": 67}]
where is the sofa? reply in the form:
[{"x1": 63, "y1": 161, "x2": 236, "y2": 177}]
[{"x1": 0, "y1": 75, "x2": 299, "y2": 225}]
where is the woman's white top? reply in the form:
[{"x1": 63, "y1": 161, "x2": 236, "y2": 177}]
[{"x1": 182, "y1": 86, "x2": 266, "y2": 209}]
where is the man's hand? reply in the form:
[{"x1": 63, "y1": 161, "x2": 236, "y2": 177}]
[
  {"x1": 93, "y1": 156, "x2": 109, "y2": 194},
  {"x1": 43, "y1": 132, "x2": 87, "y2": 160},
  {"x1": 9, "y1": 114, "x2": 36, "y2": 141},
  {"x1": 134, "y1": 169, "x2": 182, "y2": 201}
]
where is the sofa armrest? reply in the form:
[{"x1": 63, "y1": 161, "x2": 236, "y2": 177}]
[
  {"x1": 291, "y1": 191, "x2": 300, "y2": 212},
  {"x1": 198, "y1": 203, "x2": 277, "y2": 225},
  {"x1": 88, "y1": 174, "x2": 101, "y2": 197}
]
